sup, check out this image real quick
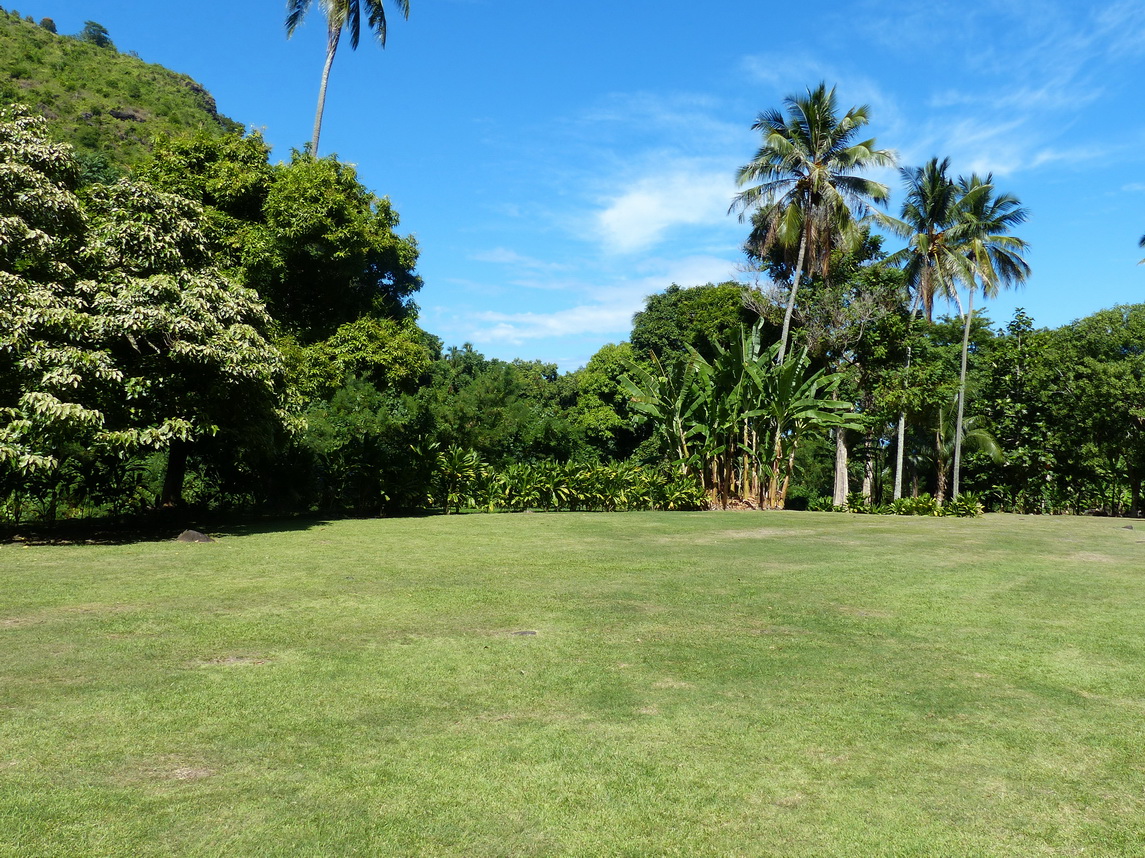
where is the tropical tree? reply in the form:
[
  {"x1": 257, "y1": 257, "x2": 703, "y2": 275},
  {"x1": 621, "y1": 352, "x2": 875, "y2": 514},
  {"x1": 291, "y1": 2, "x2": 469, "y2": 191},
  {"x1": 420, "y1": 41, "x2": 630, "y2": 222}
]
[
  {"x1": 77, "y1": 20, "x2": 114, "y2": 49},
  {"x1": 285, "y1": 0, "x2": 410, "y2": 155},
  {"x1": 924, "y1": 396, "x2": 1003, "y2": 504},
  {"x1": 622, "y1": 323, "x2": 857, "y2": 510},
  {"x1": 877, "y1": 159, "x2": 967, "y2": 321},
  {"x1": 81, "y1": 180, "x2": 286, "y2": 507},
  {"x1": 755, "y1": 345, "x2": 859, "y2": 509},
  {"x1": 1056, "y1": 305, "x2": 1145, "y2": 516},
  {"x1": 877, "y1": 158, "x2": 1007, "y2": 499},
  {"x1": 630, "y1": 281, "x2": 762, "y2": 365},
  {"x1": 730, "y1": 82, "x2": 895, "y2": 364},
  {"x1": 620, "y1": 353, "x2": 702, "y2": 475},
  {"x1": 0, "y1": 105, "x2": 106, "y2": 481},
  {"x1": 878, "y1": 158, "x2": 965, "y2": 499},
  {"x1": 949, "y1": 174, "x2": 1029, "y2": 498}
]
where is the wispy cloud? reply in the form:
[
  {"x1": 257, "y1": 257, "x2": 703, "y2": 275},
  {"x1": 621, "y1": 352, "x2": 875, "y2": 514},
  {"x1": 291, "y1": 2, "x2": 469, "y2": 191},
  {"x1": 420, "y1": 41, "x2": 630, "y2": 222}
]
[
  {"x1": 770, "y1": 1, "x2": 1144, "y2": 183},
  {"x1": 569, "y1": 91, "x2": 746, "y2": 155},
  {"x1": 426, "y1": 2, "x2": 1145, "y2": 364},
  {"x1": 456, "y1": 254, "x2": 742, "y2": 347},
  {"x1": 470, "y1": 247, "x2": 571, "y2": 273},
  {"x1": 593, "y1": 167, "x2": 737, "y2": 254}
]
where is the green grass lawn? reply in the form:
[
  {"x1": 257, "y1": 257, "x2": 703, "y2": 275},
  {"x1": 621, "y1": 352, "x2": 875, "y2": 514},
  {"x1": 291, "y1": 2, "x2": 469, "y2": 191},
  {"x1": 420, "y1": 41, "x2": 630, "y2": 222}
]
[{"x1": 1, "y1": 512, "x2": 1143, "y2": 856}]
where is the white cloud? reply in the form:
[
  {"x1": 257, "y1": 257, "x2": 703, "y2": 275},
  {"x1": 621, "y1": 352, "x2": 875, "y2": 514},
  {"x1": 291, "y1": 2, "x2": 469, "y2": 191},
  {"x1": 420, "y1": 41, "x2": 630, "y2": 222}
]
[
  {"x1": 460, "y1": 254, "x2": 742, "y2": 347},
  {"x1": 470, "y1": 304, "x2": 636, "y2": 344},
  {"x1": 593, "y1": 168, "x2": 737, "y2": 254},
  {"x1": 470, "y1": 247, "x2": 570, "y2": 272}
]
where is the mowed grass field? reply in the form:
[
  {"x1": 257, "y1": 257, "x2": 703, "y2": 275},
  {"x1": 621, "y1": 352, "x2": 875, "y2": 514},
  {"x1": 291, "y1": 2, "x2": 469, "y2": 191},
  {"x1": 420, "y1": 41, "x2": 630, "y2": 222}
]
[{"x1": 1, "y1": 511, "x2": 1143, "y2": 857}]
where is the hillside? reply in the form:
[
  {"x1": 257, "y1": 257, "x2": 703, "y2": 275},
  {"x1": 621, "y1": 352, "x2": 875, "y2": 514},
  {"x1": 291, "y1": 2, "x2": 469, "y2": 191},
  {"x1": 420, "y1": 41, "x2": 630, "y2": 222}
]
[{"x1": 0, "y1": 9, "x2": 240, "y2": 180}]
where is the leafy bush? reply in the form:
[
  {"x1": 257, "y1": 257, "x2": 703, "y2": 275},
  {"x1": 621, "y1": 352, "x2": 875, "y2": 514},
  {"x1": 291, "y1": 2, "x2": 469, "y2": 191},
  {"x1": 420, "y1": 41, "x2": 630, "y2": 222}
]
[
  {"x1": 946, "y1": 492, "x2": 985, "y2": 518},
  {"x1": 433, "y1": 446, "x2": 486, "y2": 514},
  {"x1": 470, "y1": 460, "x2": 705, "y2": 514},
  {"x1": 892, "y1": 494, "x2": 941, "y2": 516}
]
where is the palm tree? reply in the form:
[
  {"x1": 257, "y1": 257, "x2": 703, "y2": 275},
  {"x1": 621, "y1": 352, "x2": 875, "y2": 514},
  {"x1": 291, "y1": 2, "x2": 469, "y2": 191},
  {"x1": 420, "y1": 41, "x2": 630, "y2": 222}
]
[
  {"x1": 877, "y1": 158, "x2": 977, "y2": 499},
  {"x1": 877, "y1": 158, "x2": 970, "y2": 321},
  {"x1": 285, "y1": 0, "x2": 410, "y2": 155},
  {"x1": 950, "y1": 174, "x2": 1029, "y2": 498},
  {"x1": 924, "y1": 396, "x2": 1003, "y2": 503},
  {"x1": 730, "y1": 82, "x2": 895, "y2": 364}
]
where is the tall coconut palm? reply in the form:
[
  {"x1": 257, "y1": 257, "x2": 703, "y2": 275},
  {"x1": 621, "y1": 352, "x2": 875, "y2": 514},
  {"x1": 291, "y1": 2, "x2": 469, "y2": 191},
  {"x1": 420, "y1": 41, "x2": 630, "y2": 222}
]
[
  {"x1": 877, "y1": 158, "x2": 972, "y2": 321},
  {"x1": 877, "y1": 157, "x2": 980, "y2": 499},
  {"x1": 285, "y1": 0, "x2": 410, "y2": 155},
  {"x1": 950, "y1": 173, "x2": 1029, "y2": 498},
  {"x1": 730, "y1": 82, "x2": 895, "y2": 364}
]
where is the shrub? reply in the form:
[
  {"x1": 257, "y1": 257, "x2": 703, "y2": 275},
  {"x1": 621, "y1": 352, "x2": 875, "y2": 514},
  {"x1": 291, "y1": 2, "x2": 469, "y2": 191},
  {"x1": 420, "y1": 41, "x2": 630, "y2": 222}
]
[
  {"x1": 890, "y1": 494, "x2": 942, "y2": 516},
  {"x1": 946, "y1": 492, "x2": 985, "y2": 518}
]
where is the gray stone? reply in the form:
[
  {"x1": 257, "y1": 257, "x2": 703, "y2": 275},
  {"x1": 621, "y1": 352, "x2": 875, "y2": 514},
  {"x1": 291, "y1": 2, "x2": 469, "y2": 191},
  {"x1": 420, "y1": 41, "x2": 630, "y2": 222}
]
[{"x1": 176, "y1": 529, "x2": 215, "y2": 543}]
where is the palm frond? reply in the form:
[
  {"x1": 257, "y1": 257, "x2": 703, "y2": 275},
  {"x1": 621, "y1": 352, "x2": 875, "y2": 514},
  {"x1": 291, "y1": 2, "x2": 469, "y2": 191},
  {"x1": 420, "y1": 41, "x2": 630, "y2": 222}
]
[{"x1": 285, "y1": 0, "x2": 314, "y2": 36}]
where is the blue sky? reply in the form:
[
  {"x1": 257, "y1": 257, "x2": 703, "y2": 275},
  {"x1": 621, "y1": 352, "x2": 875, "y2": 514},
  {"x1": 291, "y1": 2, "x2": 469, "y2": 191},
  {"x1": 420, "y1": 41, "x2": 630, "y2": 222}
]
[{"x1": 17, "y1": 0, "x2": 1145, "y2": 369}]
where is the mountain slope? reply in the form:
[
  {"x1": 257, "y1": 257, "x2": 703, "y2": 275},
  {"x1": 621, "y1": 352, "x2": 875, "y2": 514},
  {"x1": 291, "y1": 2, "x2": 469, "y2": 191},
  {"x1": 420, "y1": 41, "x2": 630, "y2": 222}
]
[{"x1": 0, "y1": 10, "x2": 240, "y2": 179}]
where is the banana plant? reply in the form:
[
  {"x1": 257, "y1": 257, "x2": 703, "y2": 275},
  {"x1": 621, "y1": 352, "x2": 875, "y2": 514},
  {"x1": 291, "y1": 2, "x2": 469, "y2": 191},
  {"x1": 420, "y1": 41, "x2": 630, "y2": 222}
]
[
  {"x1": 624, "y1": 322, "x2": 862, "y2": 510},
  {"x1": 755, "y1": 346, "x2": 862, "y2": 509},
  {"x1": 619, "y1": 353, "x2": 703, "y2": 473}
]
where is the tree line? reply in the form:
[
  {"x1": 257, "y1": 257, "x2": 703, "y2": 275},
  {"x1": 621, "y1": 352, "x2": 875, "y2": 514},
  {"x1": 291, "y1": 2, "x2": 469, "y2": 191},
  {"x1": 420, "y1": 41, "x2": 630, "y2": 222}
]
[{"x1": 2, "y1": 59, "x2": 1144, "y2": 523}]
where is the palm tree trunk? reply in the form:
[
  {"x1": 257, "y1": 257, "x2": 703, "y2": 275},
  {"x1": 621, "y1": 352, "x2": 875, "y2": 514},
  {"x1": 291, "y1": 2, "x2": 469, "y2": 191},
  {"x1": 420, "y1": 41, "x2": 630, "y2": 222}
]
[
  {"x1": 862, "y1": 438, "x2": 875, "y2": 503},
  {"x1": 832, "y1": 425, "x2": 849, "y2": 507},
  {"x1": 893, "y1": 305, "x2": 921, "y2": 501},
  {"x1": 952, "y1": 289, "x2": 974, "y2": 499},
  {"x1": 311, "y1": 24, "x2": 342, "y2": 155},
  {"x1": 935, "y1": 424, "x2": 948, "y2": 505},
  {"x1": 780, "y1": 441, "x2": 799, "y2": 507},
  {"x1": 742, "y1": 423, "x2": 750, "y2": 501},
  {"x1": 893, "y1": 411, "x2": 907, "y2": 501},
  {"x1": 765, "y1": 430, "x2": 784, "y2": 510},
  {"x1": 777, "y1": 230, "x2": 807, "y2": 365}
]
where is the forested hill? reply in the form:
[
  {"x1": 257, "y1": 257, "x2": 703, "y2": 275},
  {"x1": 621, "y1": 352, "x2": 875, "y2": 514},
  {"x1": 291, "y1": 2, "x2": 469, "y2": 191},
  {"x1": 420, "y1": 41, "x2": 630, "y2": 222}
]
[{"x1": 0, "y1": 8, "x2": 240, "y2": 180}]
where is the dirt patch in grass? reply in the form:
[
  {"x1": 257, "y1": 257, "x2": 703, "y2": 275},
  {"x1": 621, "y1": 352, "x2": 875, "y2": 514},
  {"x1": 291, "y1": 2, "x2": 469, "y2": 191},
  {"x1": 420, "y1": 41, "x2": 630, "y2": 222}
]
[
  {"x1": 3, "y1": 603, "x2": 135, "y2": 628},
  {"x1": 120, "y1": 756, "x2": 216, "y2": 784},
  {"x1": 773, "y1": 792, "x2": 807, "y2": 808},
  {"x1": 188, "y1": 655, "x2": 271, "y2": 668},
  {"x1": 719, "y1": 529, "x2": 809, "y2": 540},
  {"x1": 656, "y1": 528, "x2": 810, "y2": 545},
  {"x1": 1067, "y1": 551, "x2": 1119, "y2": 563},
  {"x1": 166, "y1": 766, "x2": 214, "y2": 780},
  {"x1": 749, "y1": 625, "x2": 807, "y2": 636},
  {"x1": 1, "y1": 616, "x2": 39, "y2": 628}
]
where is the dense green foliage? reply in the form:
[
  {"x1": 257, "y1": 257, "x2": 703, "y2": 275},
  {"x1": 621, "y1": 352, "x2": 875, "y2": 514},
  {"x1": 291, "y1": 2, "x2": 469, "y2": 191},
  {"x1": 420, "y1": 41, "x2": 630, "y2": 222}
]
[
  {"x1": 0, "y1": 10, "x2": 240, "y2": 180},
  {"x1": 2, "y1": 27, "x2": 1143, "y2": 523},
  {"x1": 0, "y1": 107, "x2": 283, "y2": 521},
  {"x1": 138, "y1": 132, "x2": 423, "y2": 338}
]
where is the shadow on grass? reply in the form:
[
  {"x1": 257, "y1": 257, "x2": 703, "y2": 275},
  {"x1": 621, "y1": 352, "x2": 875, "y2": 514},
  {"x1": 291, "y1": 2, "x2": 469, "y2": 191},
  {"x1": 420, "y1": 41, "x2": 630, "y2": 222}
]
[
  {"x1": 2, "y1": 507, "x2": 450, "y2": 546},
  {"x1": 4, "y1": 512, "x2": 331, "y2": 546}
]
